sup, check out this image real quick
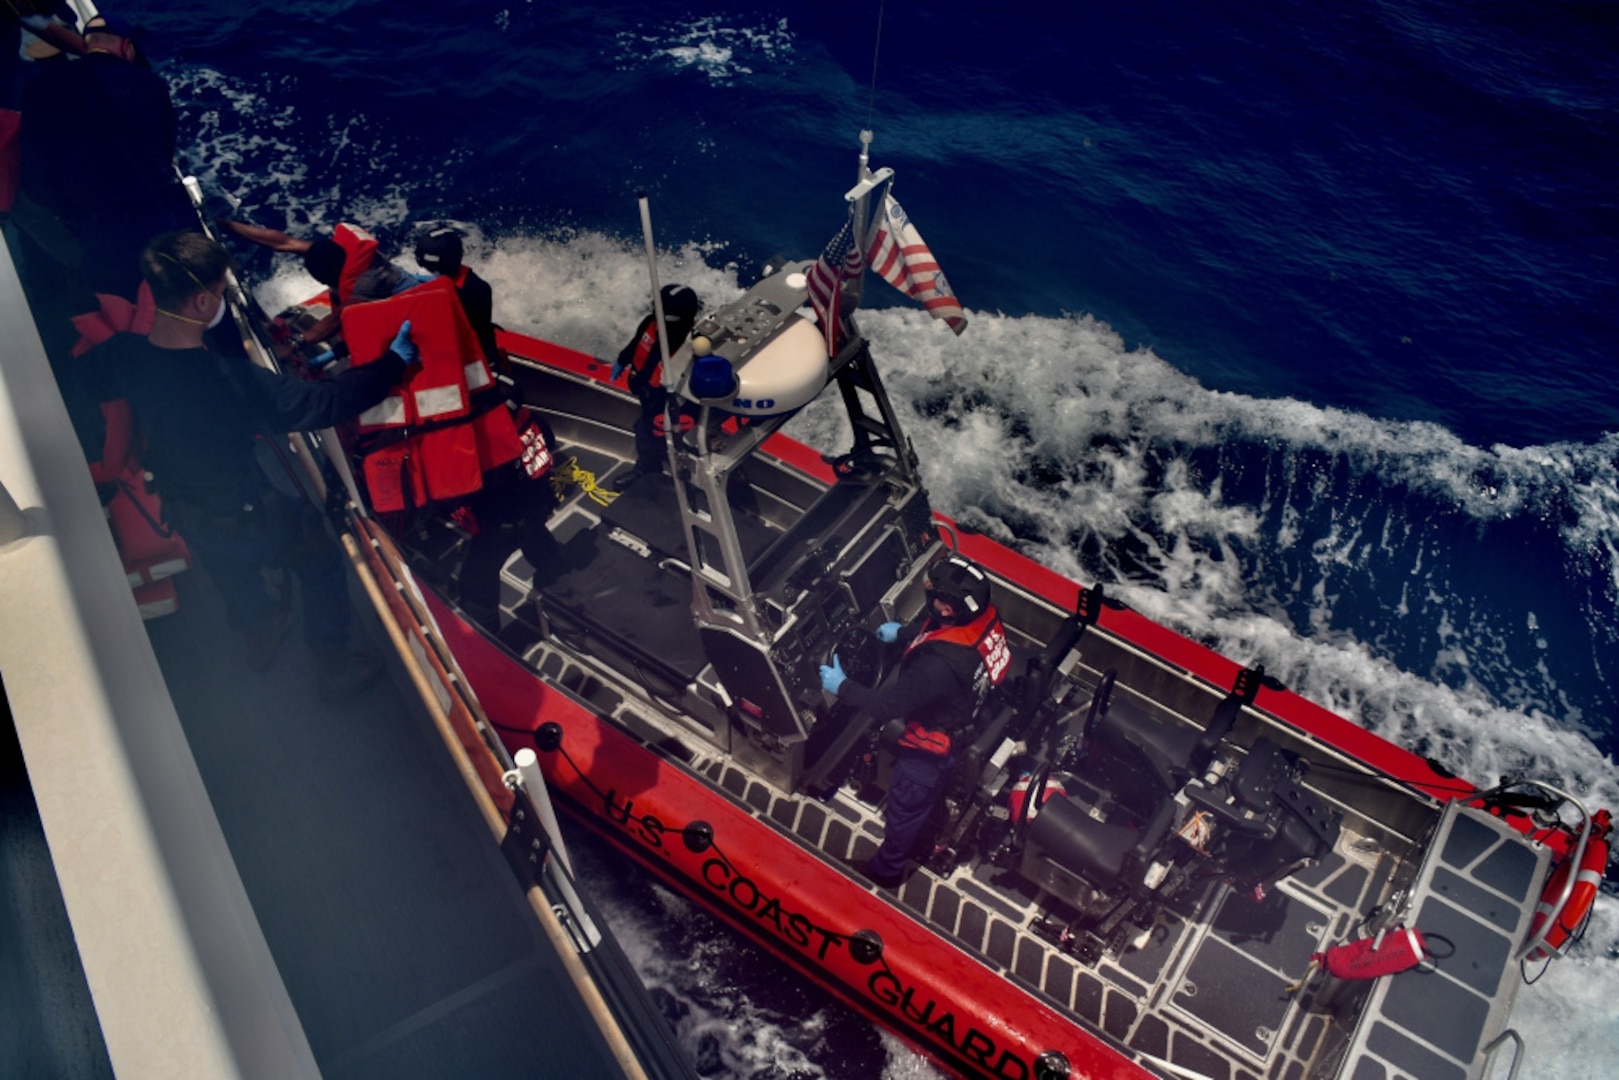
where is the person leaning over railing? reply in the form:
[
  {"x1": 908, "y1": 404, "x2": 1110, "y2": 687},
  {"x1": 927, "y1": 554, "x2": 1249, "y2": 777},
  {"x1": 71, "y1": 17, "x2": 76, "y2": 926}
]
[{"x1": 78, "y1": 230, "x2": 419, "y2": 700}]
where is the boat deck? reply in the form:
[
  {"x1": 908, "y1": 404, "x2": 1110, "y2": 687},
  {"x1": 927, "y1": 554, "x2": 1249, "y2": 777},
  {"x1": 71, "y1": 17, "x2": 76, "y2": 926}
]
[
  {"x1": 386, "y1": 356, "x2": 1548, "y2": 1079},
  {"x1": 402, "y1": 436, "x2": 1374, "y2": 1078}
]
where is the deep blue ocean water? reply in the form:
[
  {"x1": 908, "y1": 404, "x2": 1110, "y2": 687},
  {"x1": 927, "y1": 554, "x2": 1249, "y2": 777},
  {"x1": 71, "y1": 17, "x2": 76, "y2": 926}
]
[{"x1": 102, "y1": 1, "x2": 1618, "y2": 1075}]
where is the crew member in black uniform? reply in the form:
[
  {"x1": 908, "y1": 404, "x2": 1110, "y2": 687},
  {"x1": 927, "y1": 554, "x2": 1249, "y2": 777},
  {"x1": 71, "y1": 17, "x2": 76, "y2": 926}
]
[
  {"x1": 413, "y1": 226, "x2": 500, "y2": 366},
  {"x1": 609, "y1": 283, "x2": 701, "y2": 490},
  {"x1": 820, "y1": 556, "x2": 1011, "y2": 887},
  {"x1": 8, "y1": 17, "x2": 194, "y2": 458},
  {"x1": 13, "y1": 17, "x2": 193, "y2": 300},
  {"x1": 79, "y1": 231, "x2": 419, "y2": 700}
]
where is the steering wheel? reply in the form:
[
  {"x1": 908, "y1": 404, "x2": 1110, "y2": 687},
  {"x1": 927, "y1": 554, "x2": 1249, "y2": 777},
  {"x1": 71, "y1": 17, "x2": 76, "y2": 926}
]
[{"x1": 832, "y1": 625, "x2": 887, "y2": 689}]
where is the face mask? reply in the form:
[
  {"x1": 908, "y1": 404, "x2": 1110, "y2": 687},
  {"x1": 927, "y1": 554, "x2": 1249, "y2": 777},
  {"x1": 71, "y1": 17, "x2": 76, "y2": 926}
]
[{"x1": 206, "y1": 291, "x2": 227, "y2": 329}]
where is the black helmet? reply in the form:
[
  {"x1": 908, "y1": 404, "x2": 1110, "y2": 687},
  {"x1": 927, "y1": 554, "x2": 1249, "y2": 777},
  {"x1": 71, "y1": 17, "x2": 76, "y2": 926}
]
[
  {"x1": 926, "y1": 555, "x2": 992, "y2": 624},
  {"x1": 415, "y1": 227, "x2": 464, "y2": 276},
  {"x1": 660, "y1": 284, "x2": 700, "y2": 322},
  {"x1": 302, "y1": 238, "x2": 347, "y2": 289}
]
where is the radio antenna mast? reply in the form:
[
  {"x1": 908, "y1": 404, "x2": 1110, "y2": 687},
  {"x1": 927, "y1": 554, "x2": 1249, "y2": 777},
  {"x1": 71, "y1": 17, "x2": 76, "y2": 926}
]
[{"x1": 864, "y1": 0, "x2": 886, "y2": 131}]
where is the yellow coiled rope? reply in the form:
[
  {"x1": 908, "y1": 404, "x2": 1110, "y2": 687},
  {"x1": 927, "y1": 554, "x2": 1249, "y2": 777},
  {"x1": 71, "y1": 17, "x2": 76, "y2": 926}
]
[{"x1": 553, "y1": 456, "x2": 619, "y2": 507}]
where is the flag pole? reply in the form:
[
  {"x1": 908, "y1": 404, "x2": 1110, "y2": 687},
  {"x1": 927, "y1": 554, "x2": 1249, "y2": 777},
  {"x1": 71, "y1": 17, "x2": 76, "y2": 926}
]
[{"x1": 847, "y1": 134, "x2": 889, "y2": 309}]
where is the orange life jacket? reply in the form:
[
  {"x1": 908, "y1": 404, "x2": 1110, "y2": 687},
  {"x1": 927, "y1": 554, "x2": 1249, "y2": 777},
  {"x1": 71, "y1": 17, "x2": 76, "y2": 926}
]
[
  {"x1": 342, "y1": 277, "x2": 524, "y2": 511},
  {"x1": 896, "y1": 605, "x2": 1011, "y2": 755},
  {"x1": 626, "y1": 320, "x2": 663, "y2": 389},
  {"x1": 332, "y1": 222, "x2": 379, "y2": 304}
]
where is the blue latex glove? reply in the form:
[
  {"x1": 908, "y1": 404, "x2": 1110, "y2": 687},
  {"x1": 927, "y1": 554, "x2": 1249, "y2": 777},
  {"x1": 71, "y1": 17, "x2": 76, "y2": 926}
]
[
  {"x1": 391, "y1": 320, "x2": 419, "y2": 364},
  {"x1": 307, "y1": 347, "x2": 338, "y2": 369},
  {"x1": 610, "y1": 358, "x2": 626, "y2": 381},
  {"x1": 819, "y1": 655, "x2": 847, "y2": 695},
  {"x1": 876, "y1": 621, "x2": 902, "y2": 643}
]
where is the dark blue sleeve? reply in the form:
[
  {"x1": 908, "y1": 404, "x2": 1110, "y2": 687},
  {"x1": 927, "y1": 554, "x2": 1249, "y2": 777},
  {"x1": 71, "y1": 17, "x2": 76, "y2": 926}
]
[
  {"x1": 239, "y1": 352, "x2": 407, "y2": 433},
  {"x1": 838, "y1": 651, "x2": 962, "y2": 721}
]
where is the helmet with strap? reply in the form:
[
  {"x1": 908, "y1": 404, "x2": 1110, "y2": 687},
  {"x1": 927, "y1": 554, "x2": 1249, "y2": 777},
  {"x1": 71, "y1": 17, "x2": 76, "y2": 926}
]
[{"x1": 926, "y1": 555, "x2": 992, "y2": 626}]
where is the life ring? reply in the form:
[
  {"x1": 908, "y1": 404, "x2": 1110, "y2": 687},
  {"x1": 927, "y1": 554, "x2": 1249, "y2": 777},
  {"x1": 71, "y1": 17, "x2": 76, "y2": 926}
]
[{"x1": 1528, "y1": 833, "x2": 1609, "y2": 960}]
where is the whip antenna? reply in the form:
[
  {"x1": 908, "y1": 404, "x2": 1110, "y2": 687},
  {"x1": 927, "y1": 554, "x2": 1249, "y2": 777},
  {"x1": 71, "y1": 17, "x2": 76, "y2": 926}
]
[{"x1": 864, "y1": 0, "x2": 886, "y2": 130}]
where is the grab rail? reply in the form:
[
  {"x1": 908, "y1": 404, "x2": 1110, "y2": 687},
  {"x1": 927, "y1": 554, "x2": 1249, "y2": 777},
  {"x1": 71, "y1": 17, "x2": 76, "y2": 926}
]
[
  {"x1": 1481, "y1": 1028, "x2": 1524, "y2": 1080},
  {"x1": 1490, "y1": 780, "x2": 1594, "y2": 962}
]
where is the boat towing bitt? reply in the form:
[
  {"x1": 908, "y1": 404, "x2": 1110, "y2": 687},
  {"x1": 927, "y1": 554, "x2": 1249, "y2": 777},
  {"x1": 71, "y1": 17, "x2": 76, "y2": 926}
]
[{"x1": 333, "y1": 151, "x2": 1610, "y2": 1079}]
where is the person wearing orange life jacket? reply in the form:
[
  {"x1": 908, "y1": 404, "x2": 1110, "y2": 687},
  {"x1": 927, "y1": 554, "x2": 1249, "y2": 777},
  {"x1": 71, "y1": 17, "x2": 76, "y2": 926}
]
[
  {"x1": 78, "y1": 231, "x2": 418, "y2": 700},
  {"x1": 216, "y1": 217, "x2": 429, "y2": 347},
  {"x1": 609, "y1": 283, "x2": 701, "y2": 490},
  {"x1": 414, "y1": 226, "x2": 500, "y2": 367},
  {"x1": 820, "y1": 555, "x2": 1012, "y2": 888},
  {"x1": 409, "y1": 225, "x2": 562, "y2": 622}
]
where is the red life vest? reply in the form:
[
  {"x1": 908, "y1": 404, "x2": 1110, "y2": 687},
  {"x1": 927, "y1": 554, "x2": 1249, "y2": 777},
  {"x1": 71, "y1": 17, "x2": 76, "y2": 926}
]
[
  {"x1": 896, "y1": 605, "x2": 1011, "y2": 755},
  {"x1": 76, "y1": 342, "x2": 193, "y2": 602},
  {"x1": 627, "y1": 320, "x2": 663, "y2": 389},
  {"x1": 70, "y1": 283, "x2": 158, "y2": 358},
  {"x1": 903, "y1": 604, "x2": 1013, "y2": 687},
  {"x1": 70, "y1": 287, "x2": 193, "y2": 601},
  {"x1": 342, "y1": 277, "x2": 524, "y2": 511},
  {"x1": 331, "y1": 222, "x2": 379, "y2": 304}
]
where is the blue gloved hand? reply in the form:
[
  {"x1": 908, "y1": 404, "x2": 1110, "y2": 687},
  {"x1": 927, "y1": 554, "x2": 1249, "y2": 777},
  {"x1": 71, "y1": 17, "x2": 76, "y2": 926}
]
[
  {"x1": 392, "y1": 320, "x2": 419, "y2": 365},
  {"x1": 819, "y1": 655, "x2": 847, "y2": 695},
  {"x1": 307, "y1": 347, "x2": 338, "y2": 370},
  {"x1": 610, "y1": 358, "x2": 626, "y2": 381},
  {"x1": 876, "y1": 621, "x2": 902, "y2": 643}
]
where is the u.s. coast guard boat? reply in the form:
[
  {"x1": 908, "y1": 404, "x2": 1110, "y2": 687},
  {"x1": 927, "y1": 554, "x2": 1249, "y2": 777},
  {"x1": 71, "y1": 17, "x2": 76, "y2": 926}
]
[{"x1": 277, "y1": 141, "x2": 1609, "y2": 1080}]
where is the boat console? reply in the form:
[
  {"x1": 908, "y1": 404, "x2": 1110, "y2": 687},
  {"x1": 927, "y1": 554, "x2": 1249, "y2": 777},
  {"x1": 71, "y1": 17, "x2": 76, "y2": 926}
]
[{"x1": 637, "y1": 263, "x2": 939, "y2": 787}]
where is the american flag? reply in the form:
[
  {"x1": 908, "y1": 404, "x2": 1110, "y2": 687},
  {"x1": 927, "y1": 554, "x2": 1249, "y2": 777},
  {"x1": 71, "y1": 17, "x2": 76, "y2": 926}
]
[
  {"x1": 805, "y1": 215, "x2": 865, "y2": 356},
  {"x1": 865, "y1": 191, "x2": 967, "y2": 335}
]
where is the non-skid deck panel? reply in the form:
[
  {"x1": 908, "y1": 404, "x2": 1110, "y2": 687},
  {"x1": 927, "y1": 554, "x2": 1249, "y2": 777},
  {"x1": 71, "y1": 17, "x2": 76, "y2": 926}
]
[
  {"x1": 1174, "y1": 938, "x2": 1293, "y2": 1056},
  {"x1": 601, "y1": 466, "x2": 779, "y2": 564},
  {"x1": 1333, "y1": 802, "x2": 1546, "y2": 1080},
  {"x1": 539, "y1": 532, "x2": 711, "y2": 681}
]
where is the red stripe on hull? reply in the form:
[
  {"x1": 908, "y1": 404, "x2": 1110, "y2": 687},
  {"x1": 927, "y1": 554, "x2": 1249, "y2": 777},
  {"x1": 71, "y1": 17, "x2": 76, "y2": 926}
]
[{"x1": 944, "y1": 530, "x2": 1469, "y2": 803}]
